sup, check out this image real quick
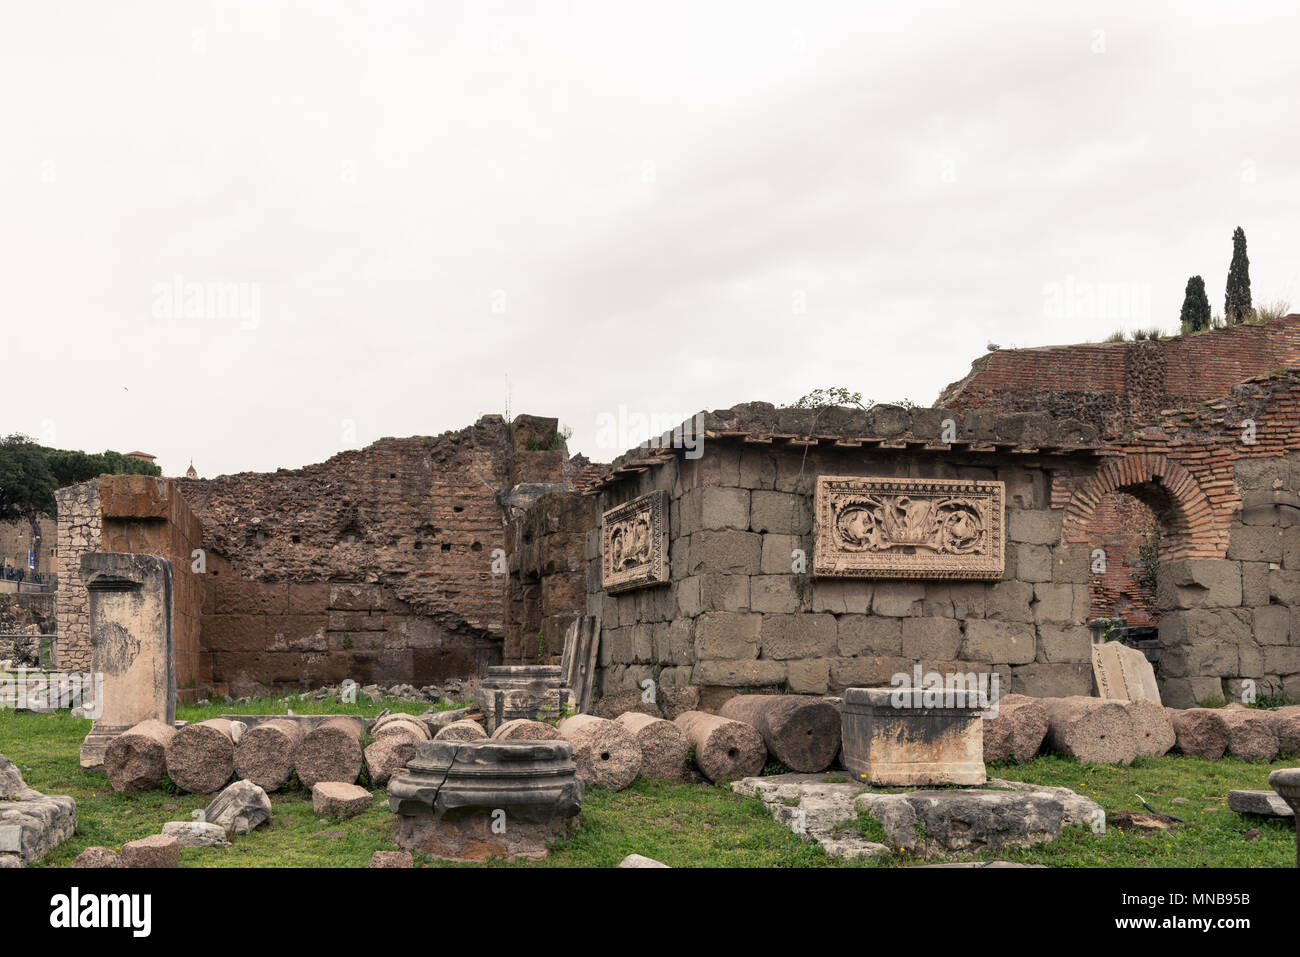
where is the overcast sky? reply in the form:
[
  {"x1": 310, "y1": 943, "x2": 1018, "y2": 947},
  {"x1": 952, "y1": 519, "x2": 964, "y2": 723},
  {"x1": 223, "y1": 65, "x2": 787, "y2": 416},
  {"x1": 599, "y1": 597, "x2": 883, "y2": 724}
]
[{"x1": 4, "y1": 0, "x2": 1299, "y2": 478}]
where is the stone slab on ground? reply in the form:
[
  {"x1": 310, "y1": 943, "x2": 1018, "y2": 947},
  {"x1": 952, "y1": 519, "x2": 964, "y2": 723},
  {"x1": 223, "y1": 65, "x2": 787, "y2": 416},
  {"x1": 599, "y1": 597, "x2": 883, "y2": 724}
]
[
  {"x1": 1228, "y1": 789, "x2": 1295, "y2": 818},
  {"x1": 619, "y1": 853, "x2": 669, "y2": 868},
  {"x1": 71, "y1": 847, "x2": 123, "y2": 868},
  {"x1": 0, "y1": 753, "x2": 76, "y2": 866},
  {"x1": 161, "y1": 821, "x2": 232, "y2": 848},
  {"x1": 313, "y1": 782, "x2": 374, "y2": 819},
  {"x1": 120, "y1": 834, "x2": 180, "y2": 868},
  {"x1": 733, "y1": 771, "x2": 1102, "y2": 861}
]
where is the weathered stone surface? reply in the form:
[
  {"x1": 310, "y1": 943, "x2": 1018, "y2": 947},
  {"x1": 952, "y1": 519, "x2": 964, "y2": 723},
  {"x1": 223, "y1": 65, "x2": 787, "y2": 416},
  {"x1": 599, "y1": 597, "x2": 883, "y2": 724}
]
[
  {"x1": 433, "y1": 720, "x2": 489, "y2": 741},
  {"x1": 717, "y1": 695, "x2": 840, "y2": 773},
  {"x1": 841, "y1": 687, "x2": 986, "y2": 786},
  {"x1": 477, "y1": 665, "x2": 573, "y2": 732},
  {"x1": 981, "y1": 693, "x2": 1048, "y2": 762},
  {"x1": 370, "y1": 713, "x2": 431, "y2": 740},
  {"x1": 1220, "y1": 705, "x2": 1280, "y2": 762},
  {"x1": 871, "y1": 788, "x2": 1067, "y2": 854},
  {"x1": 78, "y1": 552, "x2": 176, "y2": 772},
  {"x1": 733, "y1": 774, "x2": 890, "y2": 861},
  {"x1": 161, "y1": 820, "x2": 232, "y2": 848},
  {"x1": 1168, "y1": 707, "x2": 1229, "y2": 758},
  {"x1": 294, "y1": 716, "x2": 363, "y2": 787},
  {"x1": 203, "y1": 779, "x2": 272, "y2": 835},
  {"x1": 614, "y1": 712, "x2": 691, "y2": 781},
  {"x1": 1121, "y1": 698, "x2": 1176, "y2": 758},
  {"x1": 1228, "y1": 789, "x2": 1294, "y2": 818},
  {"x1": 388, "y1": 739, "x2": 582, "y2": 861},
  {"x1": 165, "y1": 719, "x2": 237, "y2": 794},
  {"x1": 492, "y1": 718, "x2": 564, "y2": 741},
  {"x1": 674, "y1": 711, "x2": 767, "y2": 783},
  {"x1": 557, "y1": 714, "x2": 641, "y2": 791},
  {"x1": 364, "y1": 733, "x2": 420, "y2": 788},
  {"x1": 70, "y1": 846, "x2": 122, "y2": 868},
  {"x1": 369, "y1": 850, "x2": 414, "y2": 868},
  {"x1": 601, "y1": 490, "x2": 669, "y2": 593},
  {"x1": 1092, "y1": 641, "x2": 1162, "y2": 704},
  {"x1": 104, "y1": 719, "x2": 176, "y2": 792},
  {"x1": 234, "y1": 718, "x2": 304, "y2": 792},
  {"x1": 0, "y1": 754, "x2": 77, "y2": 866},
  {"x1": 987, "y1": 778, "x2": 1104, "y2": 830},
  {"x1": 619, "y1": 853, "x2": 670, "y2": 868},
  {"x1": 813, "y1": 476, "x2": 1005, "y2": 580},
  {"x1": 313, "y1": 782, "x2": 374, "y2": 819},
  {"x1": 120, "y1": 834, "x2": 180, "y2": 868},
  {"x1": 1041, "y1": 696, "x2": 1137, "y2": 765}
]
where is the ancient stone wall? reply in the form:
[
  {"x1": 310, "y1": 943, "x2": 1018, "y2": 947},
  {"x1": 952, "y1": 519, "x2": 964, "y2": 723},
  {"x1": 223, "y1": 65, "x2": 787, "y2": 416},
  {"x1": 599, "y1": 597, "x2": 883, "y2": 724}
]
[
  {"x1": 939, "y1": 315, "x2": 1300, "y2": 439},
  {"x1": 0, "y1": 516, "x2": 56, "y2": 578},
  {"x1": 584, "y1": 407, "x2": 1106, "y2": 710},
  {"x1": 53, "y1": 480, "x2": 101, "y2": 671},
  {"x1": 98, "y1": 475, "x2": 205, "y2": 696}
]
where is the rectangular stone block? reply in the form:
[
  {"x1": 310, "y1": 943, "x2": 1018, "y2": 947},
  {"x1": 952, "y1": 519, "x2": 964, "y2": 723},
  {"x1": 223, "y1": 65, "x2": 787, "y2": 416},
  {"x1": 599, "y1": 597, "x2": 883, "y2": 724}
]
[
  {"x1": 962, "y1": 619, "x2": 1035, "y2": 664},
  {"x1": 749, "y1": 490, "x2": 808, "y2": 535},
  {"x1": 760, "y1": 613, "x2": 838, "y2": 660},
  {"x1": 838, "y1": 616, "x2": 903, "y2": 656},
  {"x1": 830, "y1": 655, "x2": 911, "y2": 689},
  {"x1": 1007, "y1": 508, "x2": 1062, "y2": 546},
  {"x1": 840, "y1": 687, "x2": 985, "y2": 786},
  {"x1": 1035, "y1": 624, "x2": 1091, "y2": 663},
  {"x1": 870, "y1": 582, "x2": 924, "y2": 617},
  {"x1": 694, "y1": 612, "x2": 761, "y2": 661},
  {"x1": 1254, "y1": 605, "x2": 1290, "y2": 646},
  {"x1": 698, "y1": 574, "x2": 750, "y2": 612},
  {"x1": 1227, "y1": 525, "x2": 1284, "y2": 563},
  {"x1": 1008, "y1": 662, "x2": 1093, "y2": 698},
  {"x1": 900, "y1": 617, "x2": 963, "y2": 660},
  {"x1": 986, "y1": 580, "x2": 1033, "y2": 622},
  {"x1": 785, "y1": 658, "x2": 831, "y2": 694},
  {"x1": 759, "y1": 534, "x2": 802, "y2": 575},
  {"x1": 692, "y1": 659, "x2": 786, "y2": 688},
  {"x1": 750, "y1": 575, "x2": 800, "y2": 614},
  {"x1": 810, "y1": 579, "x2": 870, "y2": 614},
  {"x1": 689, "y1": 529, "x2": 761, "y2": 576},
  {"x1": 1157, "y1": 559, "x2": 1243, "y2": 610}
]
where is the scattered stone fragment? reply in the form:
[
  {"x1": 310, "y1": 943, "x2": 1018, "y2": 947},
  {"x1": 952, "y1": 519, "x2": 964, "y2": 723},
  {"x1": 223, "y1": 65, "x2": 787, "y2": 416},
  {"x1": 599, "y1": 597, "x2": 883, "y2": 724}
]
[
  {"x1": 674, "y1": 711, "x2": 767, "y2": 783},
  {"x1": 161, "y1": 821, "x2": 232, "y2": 848},
  {"x1": 1245, "y1": 828, "x2": 1261, "y2": 841},
  {"x1": 234, "y1": 718, "x2": 304, "y2": 792},
  {"x1": 120, "y1": 834, "x2": 181, "y2": 868},
  {"x1": 370, "y1": 713, "x2": 431, "y2": 740},
  {"x1": 717, "y1": 695, "x2": 840, "y2": 773},
  {"x1": 1276, "y1": 713, "x2": 1300, "y2": 756},
  {"x1": 1041, "y1": 696, "x2": 1137, "y2": 765},
  {"x1": 313, "y1": 781, "x2": 374, "y2": 820},
  {"x1": 558, "y1": 714, "x2": 641, "y2": 791},
  {"x1": 1109, "y1": 811, "x2": 1175, "y2": 833},
  {"x1": 104, "y1": 719, "x2": 177, "y2": 792},
  {"x1": 369, "y1": 850, "x2": 414, "y2": 868},
  {"x1": 165, "y1": 719, "x2": 238, "y2": 794},
  {"x1": 614, "y1": 712, "x2": 690, "y2": 781},
  {"x1": 619, "y1": 853, "x2": 669, "y2": 868},
  {"x1": 433, "y1": 720, "x2": 488, "y2": 742},
  {"x1": 71, "y1": 847, "x2": 122, "y2": 868},
  {"x1": 294, "y1": 716, "x2": 363, "y2": 787},
  {"x1": 203, "y1": 780, "x2": 272, "y2": 835},
  {"x1": 1228, "y1": 789, "x2": 1295, "y2": 818},
  {"x1": 982, "y1": 694, "x2": 1049, "y2": 762},
  {"x1": 1168, "y1": 708, "x2": 1228, "y2": 759}
]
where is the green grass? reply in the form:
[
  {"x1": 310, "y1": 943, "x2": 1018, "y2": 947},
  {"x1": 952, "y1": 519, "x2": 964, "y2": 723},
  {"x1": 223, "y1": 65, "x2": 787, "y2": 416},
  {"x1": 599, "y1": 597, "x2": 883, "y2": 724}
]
[{"x1": 2, "y1": 701, "x2": 1295, "y2": 867}]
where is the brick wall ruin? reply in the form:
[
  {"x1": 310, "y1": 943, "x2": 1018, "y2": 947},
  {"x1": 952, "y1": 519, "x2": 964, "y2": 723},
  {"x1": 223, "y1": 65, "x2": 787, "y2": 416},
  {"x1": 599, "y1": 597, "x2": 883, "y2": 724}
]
[
  {"x1": 0, "y1": 516, "x2": 56, "y2": 577},
  {"x1": 938, "y1": 314, "x2": 1300, "y2": 439},
  {"x1": 53, "y1": 481, "x2": 101, "y2": 672}
]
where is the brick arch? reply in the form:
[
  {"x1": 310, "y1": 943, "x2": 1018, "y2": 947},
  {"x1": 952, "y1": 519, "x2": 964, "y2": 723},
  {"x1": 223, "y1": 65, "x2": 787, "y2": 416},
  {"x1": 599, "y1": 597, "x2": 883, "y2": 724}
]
[{"x1": 1063, "y1": 454, "x2": 1220, "y2": 559}]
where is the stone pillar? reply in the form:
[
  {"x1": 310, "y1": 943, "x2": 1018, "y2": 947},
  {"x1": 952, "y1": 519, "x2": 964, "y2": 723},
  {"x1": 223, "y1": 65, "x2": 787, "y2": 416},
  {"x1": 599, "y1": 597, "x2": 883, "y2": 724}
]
[
  {"x1": 1269, "y1": 768, "x2": 1300, "y2": 868},
  {"x1": 78, "y1": 553, "x2": 175, "y2": 771}
]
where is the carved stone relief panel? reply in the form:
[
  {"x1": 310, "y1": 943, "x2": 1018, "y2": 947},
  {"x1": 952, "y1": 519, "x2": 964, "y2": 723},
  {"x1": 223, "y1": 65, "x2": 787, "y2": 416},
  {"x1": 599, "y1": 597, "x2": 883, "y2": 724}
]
[
  {"x1": 814, "y1": 476, "x2": 1005, "y2": 580},
  {"x1": 601, "y1": 491, "x2": 668, "y2": 593}
]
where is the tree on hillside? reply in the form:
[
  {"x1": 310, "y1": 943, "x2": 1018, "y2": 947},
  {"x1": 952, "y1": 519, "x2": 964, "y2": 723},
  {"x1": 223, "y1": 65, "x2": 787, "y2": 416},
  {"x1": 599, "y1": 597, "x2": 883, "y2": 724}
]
[
  {"x1": 41, "y1": 447, "x2": 162, "y2": 487},
  {"x1": 0, "y1": 435, "x2": 58, "y2": 576},
  {"x1": 1179, "y1": 275, "x2": 1211, "y2": 332},
  {"x1": 1225, "y1": 226, "x2": 1252, "y2": 324}
]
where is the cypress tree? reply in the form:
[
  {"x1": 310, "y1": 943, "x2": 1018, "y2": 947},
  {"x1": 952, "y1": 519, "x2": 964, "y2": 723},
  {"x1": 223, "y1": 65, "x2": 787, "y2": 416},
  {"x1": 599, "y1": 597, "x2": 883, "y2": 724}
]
[
  {"x1": 1179, "y1": 275, "x2": 1211, "y2": 332},
  {"x1": 1225, "y1": 226, "x2": 1252, "y2": 323}
]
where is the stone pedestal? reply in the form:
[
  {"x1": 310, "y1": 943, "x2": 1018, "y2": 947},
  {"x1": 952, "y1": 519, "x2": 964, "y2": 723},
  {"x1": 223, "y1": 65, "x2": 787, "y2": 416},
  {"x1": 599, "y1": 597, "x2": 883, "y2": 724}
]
[
  {"x1": 476, "y1": 665, "x2": 574, "y2": 734},
  {"x1": 841, "y1": 687, "x2": 985, "y2": 786},
  {"x1": 78, "y1": 553, "x2": 175, "y2": 771},
  {"x1": 388, "y1": 739, "x2": 581, "y2": 861},
  {"x1": 1268, "y1": 768, "x2": 1300, "y2": 868}
]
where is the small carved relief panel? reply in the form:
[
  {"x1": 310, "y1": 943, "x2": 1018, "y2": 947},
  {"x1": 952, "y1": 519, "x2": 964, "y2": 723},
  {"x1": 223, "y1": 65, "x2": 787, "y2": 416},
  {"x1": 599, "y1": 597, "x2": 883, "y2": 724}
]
[
  {"x1": 814, "y1": 476, "x2": 1005, "y2": 580},
  {"x1": 601, "y1": 491, "x2": 669, "y2": 593}
]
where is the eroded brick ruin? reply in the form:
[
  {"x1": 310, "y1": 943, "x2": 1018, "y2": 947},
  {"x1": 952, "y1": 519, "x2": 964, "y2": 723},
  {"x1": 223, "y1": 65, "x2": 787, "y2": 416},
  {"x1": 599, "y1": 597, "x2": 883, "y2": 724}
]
[{"x1": 49, "y1": 314, "x2": 1300, "y2": 711}]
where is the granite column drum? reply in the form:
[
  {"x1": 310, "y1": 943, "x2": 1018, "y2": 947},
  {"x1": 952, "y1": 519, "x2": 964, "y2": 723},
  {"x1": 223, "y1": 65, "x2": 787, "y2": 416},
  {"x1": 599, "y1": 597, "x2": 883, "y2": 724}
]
[
  {"x1": 841, "y1": 687, "x2": 986, "y2": 786},
  {"x1": 78, "y1": 553, "x2": 175, "y2": 771},
  {"x1": 388, "y1": 739, "x2": 582, "y2": 861}
]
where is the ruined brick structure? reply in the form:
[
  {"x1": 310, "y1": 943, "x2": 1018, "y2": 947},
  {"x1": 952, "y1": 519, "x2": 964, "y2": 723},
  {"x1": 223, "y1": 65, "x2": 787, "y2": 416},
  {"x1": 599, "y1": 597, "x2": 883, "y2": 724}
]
[
  {"x1": 55, "y1": 414, "x2": 593, "y2": 697},
  {"x1": 0, "y1": 516, "x2": 56, "y2": 578}
]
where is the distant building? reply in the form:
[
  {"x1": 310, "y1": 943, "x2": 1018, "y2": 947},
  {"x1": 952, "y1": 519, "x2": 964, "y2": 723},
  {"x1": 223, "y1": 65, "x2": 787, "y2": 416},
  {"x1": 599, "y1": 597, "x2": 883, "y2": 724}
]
[
  {"x1": 126, "y1": 451, "x2": 157, "y2": 464},
  {"x1": 186, "y1": 460, "x2": 198, "y2": 479}
]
